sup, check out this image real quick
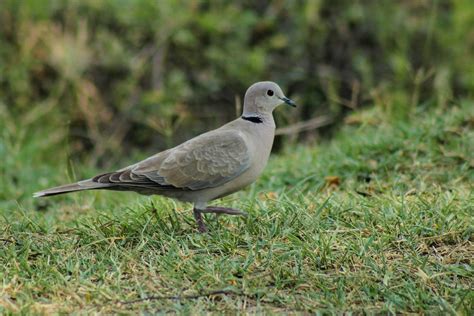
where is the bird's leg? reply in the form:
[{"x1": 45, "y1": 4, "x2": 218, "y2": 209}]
[
  {"x1": 193, "y1": 208, "x2": 208, "y2": 233},
  {"x1": 201, "y1": 206, "x2": 248, "y2": 216}
]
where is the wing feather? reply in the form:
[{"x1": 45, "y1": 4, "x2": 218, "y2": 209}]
[
  {"x1": 89, "y1": 129, "x2": 251, "y2": 192},
  {"x1": 133, "y1": 129, "x2": 251, "y2": 190}
]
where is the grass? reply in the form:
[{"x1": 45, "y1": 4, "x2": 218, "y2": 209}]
[{"x1": 1, "y1": 103, "x2": 473, "y2": 314}]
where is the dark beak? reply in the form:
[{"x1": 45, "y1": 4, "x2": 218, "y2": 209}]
[{"x1": 280, "y1": 97, "x2": 297, "y2": 107}]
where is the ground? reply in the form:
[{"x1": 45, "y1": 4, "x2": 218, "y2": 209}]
[{"x1": 1, "y1": 104, "x2": 473, "y2": 314}]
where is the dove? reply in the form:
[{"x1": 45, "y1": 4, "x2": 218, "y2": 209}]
[{"x1": 34, "y1": 81, "x2": 296, "y2": 232}]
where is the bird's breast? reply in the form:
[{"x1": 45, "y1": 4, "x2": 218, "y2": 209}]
[{"x1": 246, "y1": 124, "x2": 275, "y2": 176}]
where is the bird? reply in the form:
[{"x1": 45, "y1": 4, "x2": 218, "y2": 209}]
[{"x1": 34, "y1": 81, "x2": 296, "y2": 232}]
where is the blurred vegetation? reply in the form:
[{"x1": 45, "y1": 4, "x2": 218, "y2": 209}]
[
  {"x1": 0, "y1": 2, "x2": 473, "y2": 312},
  {"x1": 1, "y1": 0, "x2": 474, "y2": 169}
]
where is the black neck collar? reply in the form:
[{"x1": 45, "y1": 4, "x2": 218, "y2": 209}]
[{"x1": 241, "y1": 115, "x2": 263, "y2": 123}]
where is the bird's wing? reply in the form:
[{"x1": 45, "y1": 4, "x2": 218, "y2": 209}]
[
  {"x1": 93, "y1": 129, "x2": 251, "y2": 191},
  {"x1": 91, "y1": 149, "x2": 173, "y2": 188},
  {"x1": 154, "y1": 130, "x2": 251, "y2": 190}
]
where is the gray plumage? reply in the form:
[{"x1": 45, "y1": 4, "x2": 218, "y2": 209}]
[{"x1": 34, "y1": 81, "x2": 296, "y2": 232}]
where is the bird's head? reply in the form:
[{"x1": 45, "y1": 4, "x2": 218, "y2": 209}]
[{"x1": 243, "y1": 81, "x2": 296, "y2": 116}]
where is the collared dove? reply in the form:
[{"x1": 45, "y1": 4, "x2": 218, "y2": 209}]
[{"x1": 34, "y1": 81, "x2": 296, "y2": 232}]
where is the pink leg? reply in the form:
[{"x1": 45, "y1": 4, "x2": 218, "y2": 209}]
[
  {"x1": 201, "y1": 206, "x2": 248, "y2": 216},
  {"x1": 193, "y1": 208, "x2": 207, "y2": 233}
]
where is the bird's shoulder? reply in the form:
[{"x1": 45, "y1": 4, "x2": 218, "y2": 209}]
[
  {"x1": 178, "y1": 124, "x2": 249, "y2": 152},
  {"x1": 159, "y1": 127, "x2": 251, "y2": 175}
]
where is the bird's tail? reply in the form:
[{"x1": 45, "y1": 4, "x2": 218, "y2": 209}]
[{"x1": 33, "y1": 180, "x2": 107, "y2": 198}]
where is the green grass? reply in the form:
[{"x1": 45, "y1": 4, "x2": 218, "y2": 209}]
[{"x1": 1, "y1": 103, "x2": 473, "y2": 314}]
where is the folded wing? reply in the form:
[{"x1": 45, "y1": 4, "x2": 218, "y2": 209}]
[{"x1": 93, "y1": 130, "x2": 251, "y2": 191}]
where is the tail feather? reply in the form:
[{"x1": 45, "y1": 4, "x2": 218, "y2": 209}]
[{"x1": 33, "y1": 180, "x2": 107, "y2": 198}]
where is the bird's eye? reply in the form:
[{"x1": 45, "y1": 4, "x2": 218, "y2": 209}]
[{"x1": 266, "y1": 90, "x2": 274, "y2": 96}]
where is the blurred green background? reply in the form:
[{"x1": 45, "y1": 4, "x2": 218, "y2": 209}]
[
  {"x1": 1, "y1": 0, "x2": 473, "y2": 202},
  {"x1": 0, "y1": 2, "x2": 473, "y2": 313}
]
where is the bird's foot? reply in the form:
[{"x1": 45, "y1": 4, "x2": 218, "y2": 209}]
[
  {"x1": 201, "y1": 206, "x2": 248, "y2": 216},
  {"x1": 193, "y1": 206, "x2": 247, "y2": 233}
]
